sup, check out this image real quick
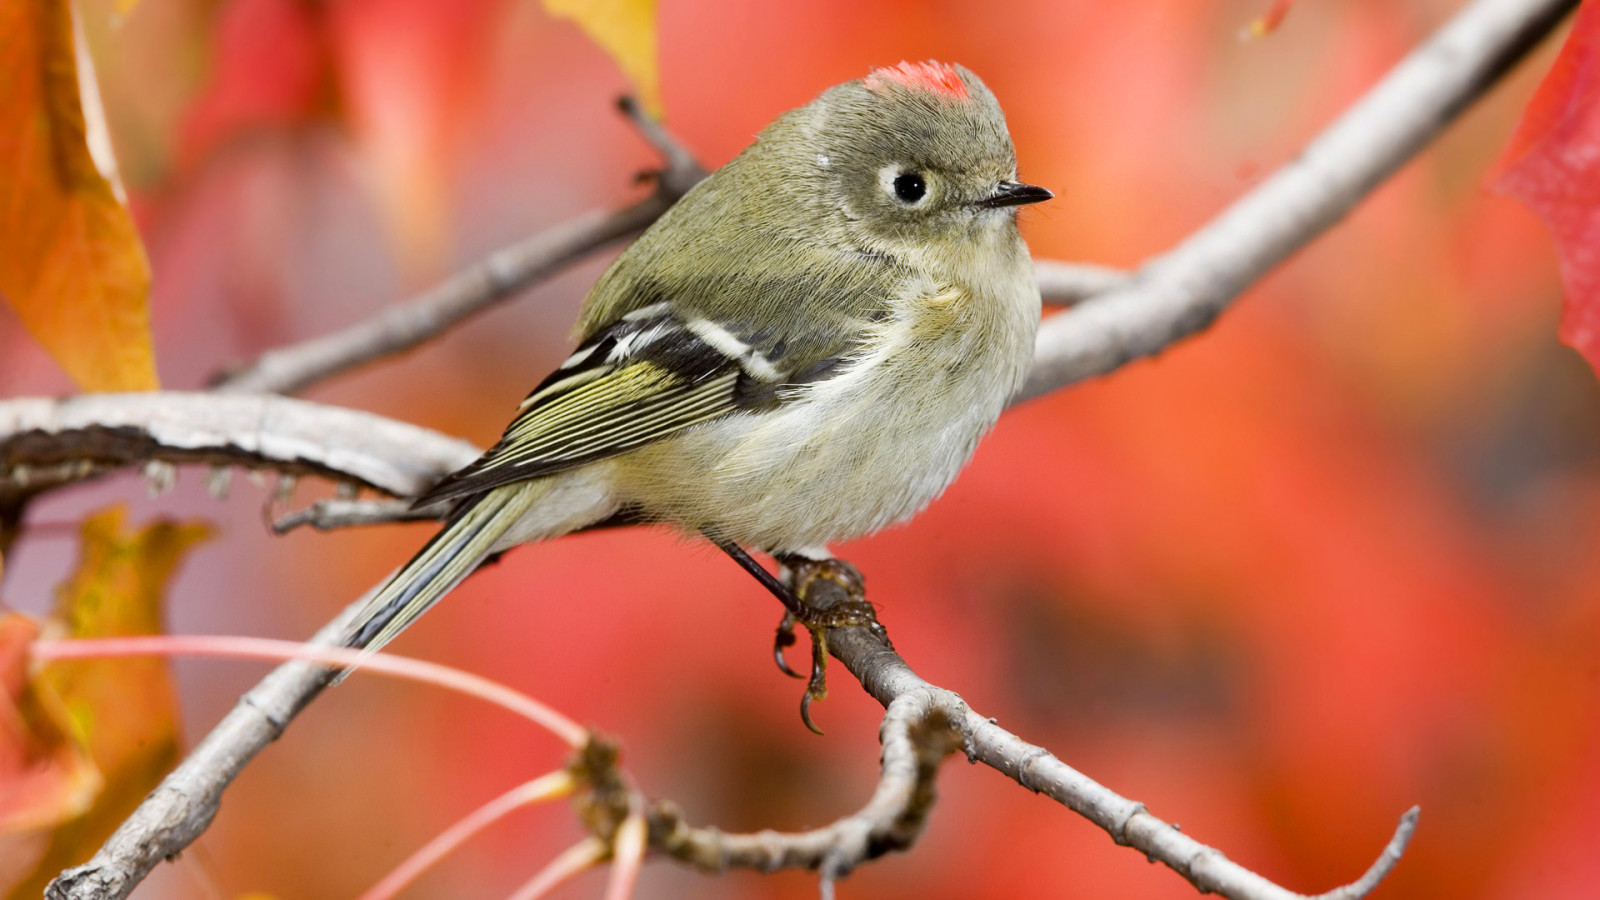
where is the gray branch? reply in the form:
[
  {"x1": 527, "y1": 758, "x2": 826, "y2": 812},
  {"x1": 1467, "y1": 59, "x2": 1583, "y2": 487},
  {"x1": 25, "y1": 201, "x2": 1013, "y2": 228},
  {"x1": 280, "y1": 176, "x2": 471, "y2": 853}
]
[
  {"x1": 45, "y1": 593, "x2": 365, "y2": 900},
  {"x1": 1016, "y1": 0, "x2": 1577, "y2": 403},
  {"x1": 646, "y1": 691, "x2": 957, "y2": 890},
  {"x1": 209, "y1": 100, "x2": 706, "y2": 397},
  {"x1": 209, "y1": 197, "x2": 671, "y2": 396},
  {"x1": 0, "y1": 392, "x2": 479, "y2": 504},
  {"x1": 27, "y1": 0, "x2": 1575, "y2": 895},
  {"x1": 270, "y1": 497, "x2": 433, "y2": 533},
  {"x1": 813, "y1": 578, "x2": 1420, "y2": 900},
  {"x1": 1035, "y1": 260, "x2": 1131, "y2": 306}
]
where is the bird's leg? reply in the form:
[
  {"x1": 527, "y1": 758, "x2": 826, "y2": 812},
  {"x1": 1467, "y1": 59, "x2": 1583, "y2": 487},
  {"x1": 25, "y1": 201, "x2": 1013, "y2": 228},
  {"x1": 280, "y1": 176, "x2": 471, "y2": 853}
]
[
  {"x1": 709, "y1": 539, "x2": 887, "y2": 734},
  {"x1": 774, "y1": 554, "x2": 884, "y2": 735},
  {"x1": 709, "y1": 539, "x2": 810, "y2": 678}
]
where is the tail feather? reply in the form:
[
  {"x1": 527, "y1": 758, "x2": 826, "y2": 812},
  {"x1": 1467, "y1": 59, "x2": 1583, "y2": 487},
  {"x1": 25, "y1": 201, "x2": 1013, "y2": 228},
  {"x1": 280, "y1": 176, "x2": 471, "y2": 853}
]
[{"x1": 344, "y1": 485, "x2": 538, "y2": 654}]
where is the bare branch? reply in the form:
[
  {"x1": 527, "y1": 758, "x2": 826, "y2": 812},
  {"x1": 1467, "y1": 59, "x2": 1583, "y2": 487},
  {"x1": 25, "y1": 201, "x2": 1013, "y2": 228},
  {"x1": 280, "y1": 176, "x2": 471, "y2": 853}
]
[
  {"x1": 0, "y1": 392, "x2": 480, "y2": 503},
  {"x1": 271, "y1": 497, "x2": 433, "y2": 533},
  {"x1": 615, "y1": 95, "x2": 707, "y2": 194},
  {"x1": 643, "y1": 693, "x2": 959, "y2": 883},
  {"x1": 44, "y1": 596, "x2": 367, "y2": 900},
  {"x1": 1015, "y1": 0, "x2": 1578, "y2": 403},
  {"x1": 209, "y1": 198, "x2": 667, "y2": 396},
  {"x1": 209, "y1": 101, "x2": 707, "y2": 397},
  {"x1": 1036, "y1": 260, "x2": 1130, "y2": 306},
  {"x1": 810, "y1": 577, "x2": 1420, "y2": 900}
]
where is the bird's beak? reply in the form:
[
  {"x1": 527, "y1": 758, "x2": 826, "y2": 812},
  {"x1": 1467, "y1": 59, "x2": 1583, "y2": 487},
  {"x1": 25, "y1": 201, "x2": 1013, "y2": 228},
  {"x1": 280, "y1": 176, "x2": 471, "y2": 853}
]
[{"x1": 980, "y1": 181, "x2": 1053, "y2": 208}]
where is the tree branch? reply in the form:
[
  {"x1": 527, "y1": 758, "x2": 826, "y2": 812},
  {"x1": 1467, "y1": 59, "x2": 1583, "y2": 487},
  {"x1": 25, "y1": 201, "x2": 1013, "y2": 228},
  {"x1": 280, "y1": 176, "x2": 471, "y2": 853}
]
[
  {"x1": 43, "y1": 597, "x2": 363, "y2": 900},
  {"x1": 1016, "y1": 0, "x2": 1578, "y2": 403},
  {"x1": 0, "y1": 392, "x2": 479, "y2": 505},
  {"x1": 29, "y1": 0, "x2": 1574, "y2": 895},
  {"x1": 641, "y1": 693, "x2": 958, "y2": 888},
  {"x1": 809, "y1": 576, "x2": 1420, "y2": 900},
  {"x1": 209, "y1": 100, "x2": 706, "y2": 397},
  {"x1": 1035, "y1": 260, "x2": 1130, "y2": 306},
  {"x1": 269, "y1": 497, "x2": 433, "y2": 533}
]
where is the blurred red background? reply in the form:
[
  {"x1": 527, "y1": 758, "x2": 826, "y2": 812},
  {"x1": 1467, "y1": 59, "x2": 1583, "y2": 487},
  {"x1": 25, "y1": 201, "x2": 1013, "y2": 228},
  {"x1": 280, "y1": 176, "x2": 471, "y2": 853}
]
[{"x1": 4, "y1": 0, "x2": 1598, "y2": 897}]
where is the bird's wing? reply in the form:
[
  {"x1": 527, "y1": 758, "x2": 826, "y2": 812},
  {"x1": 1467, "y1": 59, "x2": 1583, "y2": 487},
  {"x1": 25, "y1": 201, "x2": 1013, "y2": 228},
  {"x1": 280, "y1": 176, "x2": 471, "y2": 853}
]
[{"x1": 414, "y1": 302, "x2": 857, "y2": 507}]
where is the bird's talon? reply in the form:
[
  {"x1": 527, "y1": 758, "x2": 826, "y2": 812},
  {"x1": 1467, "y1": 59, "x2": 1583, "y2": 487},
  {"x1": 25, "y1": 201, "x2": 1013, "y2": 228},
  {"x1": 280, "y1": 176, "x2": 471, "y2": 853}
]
[
  {"x1": 799, "y1": 690, "x2": 824, "y2": 736},
  {"x1": 773, "y1": 613, "x2": 804, "y2": 679}
]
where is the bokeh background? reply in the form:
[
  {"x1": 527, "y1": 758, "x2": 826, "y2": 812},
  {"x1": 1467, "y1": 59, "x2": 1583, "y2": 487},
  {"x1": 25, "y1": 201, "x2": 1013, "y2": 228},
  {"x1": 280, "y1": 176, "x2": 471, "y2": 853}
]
[{"x1": 4, "y1": 0, "x2": 1599, "y2": 897}]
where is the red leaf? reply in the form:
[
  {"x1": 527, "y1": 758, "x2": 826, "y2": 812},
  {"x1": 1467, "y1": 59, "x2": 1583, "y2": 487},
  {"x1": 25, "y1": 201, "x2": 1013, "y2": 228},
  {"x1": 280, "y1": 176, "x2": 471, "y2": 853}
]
[{"x1": 1496, "y1": 2, "x2": 1600, "y2": 377}]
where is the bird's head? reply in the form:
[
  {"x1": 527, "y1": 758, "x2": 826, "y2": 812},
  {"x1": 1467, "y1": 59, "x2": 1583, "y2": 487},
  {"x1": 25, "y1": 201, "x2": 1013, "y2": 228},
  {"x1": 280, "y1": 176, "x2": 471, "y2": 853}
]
[{"x1": 808, "y1": 61, "x2": 1051, "y2": 252}]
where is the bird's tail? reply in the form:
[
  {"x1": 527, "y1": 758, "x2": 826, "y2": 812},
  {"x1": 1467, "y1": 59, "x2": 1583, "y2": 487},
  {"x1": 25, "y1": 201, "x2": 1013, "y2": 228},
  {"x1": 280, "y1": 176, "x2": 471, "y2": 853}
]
[{"x1": 343, "y1": 484, "x2": 541, "y2": 655}]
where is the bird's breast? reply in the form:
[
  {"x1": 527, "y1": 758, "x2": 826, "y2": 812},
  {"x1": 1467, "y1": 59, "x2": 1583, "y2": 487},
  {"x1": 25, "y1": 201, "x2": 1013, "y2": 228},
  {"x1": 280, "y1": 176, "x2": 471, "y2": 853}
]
[{"x1": 620, "y1": 248, "x2": 1039, "y2": 552}]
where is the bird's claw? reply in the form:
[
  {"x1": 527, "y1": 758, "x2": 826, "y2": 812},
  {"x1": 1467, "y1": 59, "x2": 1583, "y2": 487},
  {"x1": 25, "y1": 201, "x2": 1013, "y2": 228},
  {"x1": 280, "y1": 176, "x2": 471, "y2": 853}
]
[
  {"x1": 771, "y1": 556, "x2": 885, "y2": 736},
  {"x1": 773, "y1": 612, "x2": 804, "y2": 679}
]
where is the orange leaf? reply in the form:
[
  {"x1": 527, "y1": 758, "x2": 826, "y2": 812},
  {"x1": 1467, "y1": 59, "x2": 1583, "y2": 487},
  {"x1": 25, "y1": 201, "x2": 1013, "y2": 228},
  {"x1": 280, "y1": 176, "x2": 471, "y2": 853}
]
[
  {"x1": 4, "y1": 506, "x2": 210, "y2": 897},
  {"x1": 0, "y1": 0, "x2": 159, "y2": 392}
]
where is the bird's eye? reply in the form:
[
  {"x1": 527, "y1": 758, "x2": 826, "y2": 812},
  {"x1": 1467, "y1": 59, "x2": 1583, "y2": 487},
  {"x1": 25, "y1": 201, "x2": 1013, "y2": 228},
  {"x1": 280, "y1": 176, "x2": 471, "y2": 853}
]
[{"x1": 893, "y1": 172, "x2": 927, "y2": 204}]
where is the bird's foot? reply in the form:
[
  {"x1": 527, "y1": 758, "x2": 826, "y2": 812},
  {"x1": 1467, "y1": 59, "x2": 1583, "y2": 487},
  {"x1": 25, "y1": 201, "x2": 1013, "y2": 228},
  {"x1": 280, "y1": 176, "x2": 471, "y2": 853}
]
[{"x1": 771, "y1": 556, "x2": 886, "y2": 735}]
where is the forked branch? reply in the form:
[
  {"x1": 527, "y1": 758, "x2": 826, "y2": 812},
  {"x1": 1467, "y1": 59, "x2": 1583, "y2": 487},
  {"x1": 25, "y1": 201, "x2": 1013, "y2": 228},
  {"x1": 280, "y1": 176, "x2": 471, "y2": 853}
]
[{"x1": 31, "y1": 0, "x2": 1576, "y2": 896}]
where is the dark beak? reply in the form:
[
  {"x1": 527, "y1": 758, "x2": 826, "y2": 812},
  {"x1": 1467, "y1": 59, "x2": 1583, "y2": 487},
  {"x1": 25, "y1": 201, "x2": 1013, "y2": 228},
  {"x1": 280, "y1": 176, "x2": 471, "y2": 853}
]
[{"x1": 980, "y1": 181, "x2": 1053, "y2": 208}]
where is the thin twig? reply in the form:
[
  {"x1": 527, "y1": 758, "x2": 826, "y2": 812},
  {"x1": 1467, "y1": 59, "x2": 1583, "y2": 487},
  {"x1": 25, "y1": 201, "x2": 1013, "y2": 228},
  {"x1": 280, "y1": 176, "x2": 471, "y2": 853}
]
[
  {"x1": 38, "y1": 627, "x2": 588, "y2": 900},
  {"x1": 356, "y1": 771, "x2": 576, "y2": 900},
  {"x1": 31, "y1": 636, "x2": 587, "y2": 745},
  {"x1": 209, "y1": 101, "x2": 707, "y2": 397},
  {"x1": 271, "y1": 498, "x2": 433, "y2": 533},
  {"x1": 44, "y1": 594, "x2": 366, "y2": 900},
  {"x1": 643, "y1": 692, "x2": 959, "y2": 878},
  {"x1": 505, "y1": 838, "x2": 607, "y2": 900},
  {"x1": 604, "y1": 806, "x2": 648, "y2": 900}
]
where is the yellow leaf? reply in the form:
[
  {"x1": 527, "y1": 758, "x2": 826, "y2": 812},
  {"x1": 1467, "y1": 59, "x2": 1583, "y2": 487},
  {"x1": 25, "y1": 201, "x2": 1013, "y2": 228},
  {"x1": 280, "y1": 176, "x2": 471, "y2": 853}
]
[
  {"x1": 0, "y1": 0, "x2": 159, "y2": 392},
  {"x1": 544, "y1": 0, "x2": 661, "y2": 116},
  {"x1": 5, "y1": 506, "x2": 210, "y2": 898}
]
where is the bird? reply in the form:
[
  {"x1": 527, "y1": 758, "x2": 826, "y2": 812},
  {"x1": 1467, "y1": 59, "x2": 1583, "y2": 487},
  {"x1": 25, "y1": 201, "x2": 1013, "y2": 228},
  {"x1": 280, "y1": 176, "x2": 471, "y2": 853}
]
[{"x1": 342, "y1": 60, "x2": 1051, "y2": 660}]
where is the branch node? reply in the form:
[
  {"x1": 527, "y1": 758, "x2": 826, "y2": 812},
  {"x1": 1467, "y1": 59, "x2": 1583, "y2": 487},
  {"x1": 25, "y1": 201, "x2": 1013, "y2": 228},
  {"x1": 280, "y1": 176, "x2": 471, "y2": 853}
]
[
  {"x1": 1016, "y1": 747, "x2": 1052, "y2": 793},
  {"x1": 1110, "y1": 802, "x2": 1149, "y2": 847},
  {"x1": 616, "y1": 94, "x2": 707, "y2": 196}
]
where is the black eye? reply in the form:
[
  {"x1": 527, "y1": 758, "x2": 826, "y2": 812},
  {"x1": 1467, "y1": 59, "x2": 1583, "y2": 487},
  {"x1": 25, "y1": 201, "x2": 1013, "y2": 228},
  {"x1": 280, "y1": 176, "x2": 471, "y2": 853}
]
[{"x1": 892, "y1": 172, "x2": 926, "y2": 203}]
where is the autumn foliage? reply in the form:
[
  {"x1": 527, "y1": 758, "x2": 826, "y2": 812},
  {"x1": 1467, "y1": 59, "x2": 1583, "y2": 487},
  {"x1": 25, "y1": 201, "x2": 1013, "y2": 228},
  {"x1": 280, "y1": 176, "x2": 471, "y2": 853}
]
[{"x1": 3, "y1": 1, "x2": 1600, "y2": 899}]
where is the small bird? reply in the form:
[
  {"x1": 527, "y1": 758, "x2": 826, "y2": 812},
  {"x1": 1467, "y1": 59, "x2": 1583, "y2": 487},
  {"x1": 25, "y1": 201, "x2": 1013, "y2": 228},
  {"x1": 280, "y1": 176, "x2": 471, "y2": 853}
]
[{"x1": 345, "y1": 61, "x2": 1051, "y2": 656}]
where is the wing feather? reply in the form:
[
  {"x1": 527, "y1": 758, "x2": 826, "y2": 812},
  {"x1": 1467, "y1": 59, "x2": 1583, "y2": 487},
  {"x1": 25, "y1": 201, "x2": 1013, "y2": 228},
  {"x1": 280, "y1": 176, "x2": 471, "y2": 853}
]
[
  {"x1": 415, "y1": 314, "x2": 771, "y2": 506},
  {"x1": 414, "y1": 284, "x2": 869, "y2": 508}
]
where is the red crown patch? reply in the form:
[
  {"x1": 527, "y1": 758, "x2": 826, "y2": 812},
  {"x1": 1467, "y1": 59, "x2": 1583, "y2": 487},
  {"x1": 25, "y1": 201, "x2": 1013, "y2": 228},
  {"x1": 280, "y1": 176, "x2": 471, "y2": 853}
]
[{"x1": 864, "y1": 60, "x2": 969, "y2": 100}]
